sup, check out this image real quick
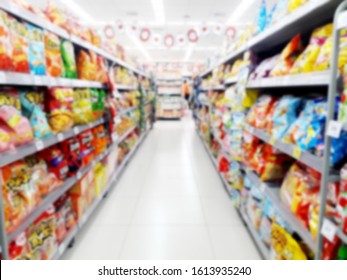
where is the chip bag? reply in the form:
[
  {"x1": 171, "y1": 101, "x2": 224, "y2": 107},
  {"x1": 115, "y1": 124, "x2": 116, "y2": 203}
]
[
  {"x1": 60, "y1": 137, "x2": 82, "y2": 176},
  {"x1": 61, "y1": 40, "x2": 77, "y2": 78},
  {"x1": 40, "y1": 146, "x2": 69, "y2": 181},
  {"x1": 45, "y1": 31, "x2": 63, "y2": 77},
  {"x1": 77, "y1": 50, "x2": 97, "y2": 81},
  {"x1": 92, "y1": 125, "x2": 108, "y2": 155},
  {"x1": 72, "y1": 88, "x2": 94, "y2": 124},
  {"x1": 78, "y1": 129, "x2": 95, "y2": 167},
  {"x1": 0, "y1": 9, "x2": 13, "y2": 71},
  {"x1": 26, "y1": 24, "x2": 46, "y2": 75},
  {"x1": 9, "y1": 232, "x2": 31, "y2": 260},
  {"x1": 45, "y1": 87, "x2": 74, "y2": 133},
  {"x1": 246, "y1": 95, "x2": 278, "y2": 129},
  {"x1": 288, "y1": 0, "x2": 308, "y2": 13}
]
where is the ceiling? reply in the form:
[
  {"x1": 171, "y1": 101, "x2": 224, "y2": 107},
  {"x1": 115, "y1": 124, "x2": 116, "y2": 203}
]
[{"x1": 28, "y1": 0, "x2": 277, "y2": 64}]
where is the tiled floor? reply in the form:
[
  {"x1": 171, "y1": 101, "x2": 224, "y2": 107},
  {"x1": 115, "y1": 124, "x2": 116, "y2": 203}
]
[{"x1": 63, "y1": 116, "x2": 261, "y2": 260}]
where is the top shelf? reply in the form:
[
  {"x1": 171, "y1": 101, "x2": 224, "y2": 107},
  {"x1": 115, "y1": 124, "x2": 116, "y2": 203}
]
[
  {"x1": 0, "y1": 0, "x2": 147, "y2": 78},
  {"x1": 201, "y1": 0, "x2": 342, "y2": 78}
]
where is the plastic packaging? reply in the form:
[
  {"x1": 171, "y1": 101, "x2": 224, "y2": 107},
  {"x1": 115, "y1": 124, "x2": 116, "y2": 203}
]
[
  {"x1": 26, "y1": 24, "x2": 46, "y2": 75},
  {"x1": 61, "y1": 40, "x2": 77, "y2": 79},
  {"x1": 45, "y1": 32, "x2": 63, "y2": 77}
]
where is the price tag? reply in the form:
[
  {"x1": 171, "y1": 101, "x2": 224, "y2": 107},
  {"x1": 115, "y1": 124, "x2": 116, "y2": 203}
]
[
  {"x1": 76, "y1": 172, "x2": 82, "y2": 180},
  {"x1": 114, "y1": 117, "x2": 121, "y2": 125},
  {"x1": 293, "y1": 146, "x2": 302, "y2": 160},
  {"x1": 260, "y1": 183, "x2": 266, "y2": 193},
  {"x1": 35, "y1": 140, "x2": 45, "y2": 151},
  {"x1": 269, "y1": 137, "x2": 276, "y2": 146},
  {"x1": 57, "y1": 133, "x2": 65, "y2": 141},
  {"x1": 112, "y1": 133, "x2": 118, "y2": 142},
  {"x1": 321, "y1": 218, "x2": 337, "y2": 243},
  {"x1": 327, "y1": 121, "x2": 343, "y2": 138},
  {"x1": 0, "y1": 72, "x2": 6, "y2": 83},
  {"x1": 88, "y1": 123, "x2": 93, "y2": 128},
  {"x1": 73, "y1": 127, "x2": 80, "y2": 134},
  {"x1": 33, "y1": 76, "x2": 43, "y2": 85}
]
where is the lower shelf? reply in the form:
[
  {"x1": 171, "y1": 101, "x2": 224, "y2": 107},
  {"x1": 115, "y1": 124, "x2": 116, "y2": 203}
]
[{"x1": 52, "y1": 130, "x2": 150, "y2": 260}]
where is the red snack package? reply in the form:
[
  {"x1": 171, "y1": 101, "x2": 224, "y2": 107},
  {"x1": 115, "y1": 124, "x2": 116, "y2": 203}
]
[
  {"x1": 78, "y1": 129, "x2": 95, "y2": 167},
  {"x1": 0, "y1": 9, "x2": 13, "y2": 71},
  {"x1": 40, "y1": 146, "x2": 69, "y2": 181},
  {"x1": 95, "y1": 56, "x2": 108, "y2": 83},
  {"x1": 45, "y1": 87, "x2": 74, "y2": 133},
  {"x1": 242, "y1": 130, "x2": 260, "y2": 167},
  {"x1": 8, "y1": 16, "x2": 30, "y2": 73},
  {"x1": 60, "y1": 137, "x2": 82, "y2": 176},
  {"x1": 246, "y1": 95, "x2": 278, "y2": 129},
  {"x1": 9, "y1": 232, "x2": 31, "y2": 260},
  {"x1": 92, "y1": 125, "x2": 108, "y2": 156}
]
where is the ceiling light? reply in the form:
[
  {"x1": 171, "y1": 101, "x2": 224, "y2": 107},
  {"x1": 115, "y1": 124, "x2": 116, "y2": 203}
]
[
  {"x1": 59, "y1": 0, "x2": 95, "y2": 23},
  {"x1": 127, "y1": 32, "x2": 152, "y2": 61},
  {"x1": 151, "y1": 0, "x2": 166, "y2": 25},
  {"x1": 226, "y1": 0, "x2": 256, "y2": 25},
  {"x1": 184, "y1": 44, "x2": 194, "y2": 62}
]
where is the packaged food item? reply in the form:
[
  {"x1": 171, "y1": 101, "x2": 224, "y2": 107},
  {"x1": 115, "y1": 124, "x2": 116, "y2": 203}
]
[
  {"x1": 1, "y1": 160, "x2": 39, "y2": 232},
  {"x1": 250, "y1": 55, "x2": 280, "y2": 80},
  {"x1": 26, "y1": 205, "x2": 57, "y2": 260},
  {"x1": 20, "y1": 89, "x2": 53, "y2": 139},
  {"x1": 92, "y1": 125, "x2": 108, "y2": 155},
  {"x1": 78, "y1": 129, "x2": 95, "y2": 167},
  {"x1": 337, "y1": 165, "x2": 347, "y2": 234},
  {"x1": 45, "y1": 87, "x2": 74, "y2": 133},
  {"x1": 60, "y1": 137, "x2": 82, "y2": 176},
  {"x1": 271, "y1": 223, "x2": 308, "y2": 260},
  {"x1": 290, "y1": 24, "x2": 333, "y2": 74},
  {"x1": 0, "y1": 9, "x2": 13, "y2": 71},
  {"x1": 26, "y1": 24, "x2": 46, "y2": 75},
  {"x1": 61, "y1": 40, "x2": 77, "y2": 79},
  {"x1": 45, "y1": 32, "x2": 63, "y2": 77},
  {"x1": 9, "y1": 232, "x2": 31, "y2": 260},
  {"x1": 288, "y1": 0, "x2": 308, "y2": 13},
  {"x1": 242, "y1": 130, "x2": 260, "y2": 167},
  {"x1": 0, "y1": 88, "x2": 34, "y2": 146},
  {"x1": 9, "y1": 16, "x2": 30, "y2": 73},
  {"x1": 338, "y1": 64, "x2": 347, "y2": 122},
  {"x1": 267, "y1": 96, "x2": 303, "y2": 139},
  {"x1": 94, "y1": 162, "x2": 107, "y2": 196},
  {"x1": 246, "y1": 95, "x2": 278, "y2": 129},
  {"x1": 91, "y1": 89, "x2": 106, "y2": 119},
  {"x1": 280, "y1": 162, "x2": 321, "y2": 228},
  {"x1": 95, "y1": 56, "x2": 108, "y2": 83},
  {"x1": 270, "y1": 34, "x2": 303, "y2": 76},
  {"x1": 40, "y1": 146, "x2": 69, "y2": 181},
  {"x1": 256, "y1": 0, "x2": 267, "y2": 34},
  {"x1": 0, "y1": 125, "x2": 14, "y2": 153},
  {"x1": 77, "y1": 50, "x2": 97, "y2": 81},
  {"x1": 72, "y1": 88, "x2": 94, "y2": 125},
  {"x1": 271, "y1": 0, "x2": 288, "y2": 24}
]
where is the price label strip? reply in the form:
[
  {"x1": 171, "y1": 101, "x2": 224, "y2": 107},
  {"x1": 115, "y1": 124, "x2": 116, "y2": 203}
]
[
  {"x1": 321, "y1": 218, "x2": 337, "y2": 243},
  {"x1": 292, "y1": 146, "x2": 302, "y2": 160},
  {"x1": 35, "y1": 140, "x2": 45, "y2": 151},
  {"x1": 327, "y1": 121, "x2": 343, "y2": 139}
]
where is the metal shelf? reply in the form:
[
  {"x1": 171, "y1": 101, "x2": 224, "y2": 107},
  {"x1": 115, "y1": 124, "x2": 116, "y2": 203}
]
[
  {"x1": 224, "y1": 77, "x2": 238, "y2": 86},
  {"x1": 203, "y1": 85, "x2": 225, "y2": 91},
  {"x1": 116, "y1": 84, "x2": 138, "y2": 91},
  {"x1": 247, "y1": 71, "x2": 330, "y2": 89},
  {"x1": 240, "y1": 210, "x2": 271, "y2": 259},
  {"x1": 246, "y1": 170, "x2": 316, "y2": 253},
  {"x1": 244, "y1": 125, "x2": 324, "y2": 173},
  {"x1": 113, "y1": 125, "x2": 138, "y2": 144},
  {"x1": 0, "y1": 71, "x2": 105, "y2": 88},
  {"x1": 0, "y1": 0, "x2": 147, "y2": 78},
  {"x1": 0, "y1": 117, "x2": 107, "y2": 169}
]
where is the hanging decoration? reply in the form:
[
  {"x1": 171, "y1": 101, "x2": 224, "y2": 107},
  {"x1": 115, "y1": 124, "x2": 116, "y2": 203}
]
[
  {"x1": 152, "y1": 33, "x2": 161, "y2": 46},
  {"x1": 225, "y1": 26, "x2": 236, "y2": 40},
  {"x1": 104, "y1": 25, "x2": 115, "y2": 39},
  {"x1": 187, "y1": 29, "x2": 199, "y2": 43},
  {"x1": 163, "y1": 34, "x2": 175, "y2": 48},
  {"x1": 200, "y1": 24, "x2": 209, "y2": 36},
  {"x1": 213, "y1": 23, "x2": 224, "y2": 35},
  {"x1": 176, "y1": 34, "x2": 186, "y2": 47},
  {"x1": 116, "y1": 20, "x2": 125, "y2": 34},
  {"x1": 139, "y1": 28, "x2": 151, "y2": 42}
]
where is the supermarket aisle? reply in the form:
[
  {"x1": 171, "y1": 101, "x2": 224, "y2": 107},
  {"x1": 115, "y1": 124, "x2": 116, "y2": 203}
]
[{"x1": 63, "y1": 116, "x2": 260, "y2": 260}]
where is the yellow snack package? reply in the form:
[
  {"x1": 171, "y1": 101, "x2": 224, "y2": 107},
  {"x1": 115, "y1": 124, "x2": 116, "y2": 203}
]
[
  {"x1": 288, "y1": 0, "x2": 308, "y2": 13},
  {"x1": 72, "y1": 89, "x2": 94, "y2": 125}
]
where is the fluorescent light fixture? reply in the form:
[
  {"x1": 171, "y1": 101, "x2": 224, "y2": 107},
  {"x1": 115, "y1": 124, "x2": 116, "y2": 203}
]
[
  {"x1": 184, "y1": 44, "x2": 194, "y2": 62},
  {"x1": 151, "y1": 0, "x2": 166, "y2": 25},
  {"x1": 226, "y1": 0, "x2": 256, "y2": 25},
  {"x1": 59, "y1": 0, "x2": 95, "y2": 23},
  {"x1": 128, "y1": 32, "x2": 152, "y2": 61}
]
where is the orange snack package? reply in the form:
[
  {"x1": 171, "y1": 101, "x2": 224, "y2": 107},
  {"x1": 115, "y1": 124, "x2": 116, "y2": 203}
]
[
  {"x1": 0, "y1": 9, "x2": 13, "y2": 71},
  {"x1": 45, "y1": 31, "x2": 63, "y2": 77}
]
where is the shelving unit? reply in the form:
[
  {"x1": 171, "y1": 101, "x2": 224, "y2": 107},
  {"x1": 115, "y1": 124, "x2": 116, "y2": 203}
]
[
  {"x1": 195, "y1": 0, "x2": 347, "y2": 260},
  {"x1": 0, "y1": 0, "x2": 154, "y2": 260}
]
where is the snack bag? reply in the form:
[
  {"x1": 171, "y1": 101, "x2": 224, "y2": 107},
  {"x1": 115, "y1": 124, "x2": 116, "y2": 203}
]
[
  {"x1": 72, "y1": 88, "x2": 94, "y2": 125},
  {"x1": 0, "y1": 9, "x2": 13, "y2": 71},
  {"x1": 271, "y1": 0, "x2": 288, "y2": 24},
  {"x1": 78, "y1": 129, "x2": 95, "y2": 167},
  {"x1": 256, "y1": 0, "x2": 267, "y2": 34},
  {"x1": 290, "y1": 24, "x2": 333, "y2": 74},
  {"x1": 9, "y1": 16, "x2": 29, "y2": 73},
  {"x1": 246, "y1": 95, "x2": 278, "y2": 129},
  {"x1": 61, "y1": 40, "x2": 77, "y2": 78},
  {"x1": 339, "y1": 65, "x2": 347, "y2": 123},
  {"x1": 288, "y1": 0, "x2": 307, "y2": 13},
  {"x1": 77, "y1": 50, "x2": 97, "y2": 81},
  {"x1": 26, "y1": 24, "x2": 46, "y2": 75},
  {"x1": 95, "y1": 55, "x2": 108, "y2": 83},
  {"x1": 92, "y1": 125, "x2": 108, "y2": 155},
  {"x1": 91, "y1": 89, "x2": 106, "y2": 119},
  {"x1": 271, "y1": 223, "x2": 308, "y2": 260},
  {"x1": 19, "y1": 89, "x2": 52, "y2": 139},
  {"x1": 0, "y1": 88, "x2": 34, "y2": 146},
  {"x1": 40, "y1": 146, "x2": 69, "y2": 180},
  {"x1": 267, "y1": 96, "x2": 303, "y2": 139},
  {"x1": 9, "y1": 232, "x2": 31, "y2": 260},
  {"x1": 0, "y1": 125, "x2": 14, "y2": 153},
  {"x1": 45, "y1": 87, "x2": 74, "y2": 133},
  {"x1": 24, "y1": 155, "x2": 62, "y2": 197},
  {"x1": 270, "y1": 34, "x2": 303, "y2": 76},
  {"x1": 60, "y1": 137, "x2": 82, "y2": 176},
  {"x1": 45, "y1": 32, "x2": 63, "y2": 77},
  {"x1": 1, "y1": 160, "x2": 39, "y2": 232}
]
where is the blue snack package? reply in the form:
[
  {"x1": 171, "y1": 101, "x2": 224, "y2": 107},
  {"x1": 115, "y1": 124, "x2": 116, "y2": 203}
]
[
  {"x1": 256, "y1": 0, "x2": 267, "y2": 34},
  {"x1": 26, "y1": 24, "x2": 46, "y2": 75},
  {"x1": 271, "y1": 96, "x2": 303, "y2": 139}
]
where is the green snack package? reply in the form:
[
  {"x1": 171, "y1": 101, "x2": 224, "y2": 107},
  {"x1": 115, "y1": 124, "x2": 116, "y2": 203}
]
[{"x1": 61, "y1": 40, "x2": 77, "y2": 79}]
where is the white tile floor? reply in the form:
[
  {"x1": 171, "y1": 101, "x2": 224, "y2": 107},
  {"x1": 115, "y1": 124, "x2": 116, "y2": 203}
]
[{"x1": 62, "y1": 116, "x2": 261, "y2": 260}]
